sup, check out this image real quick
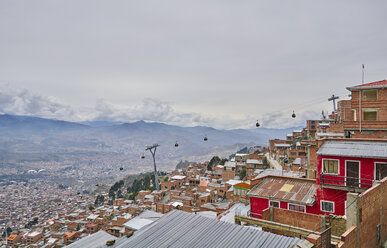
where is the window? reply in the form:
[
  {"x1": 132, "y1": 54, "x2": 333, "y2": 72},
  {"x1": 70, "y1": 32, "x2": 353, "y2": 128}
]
[
  {"x1": 288, "y1": 203, "x2": 305, "y2": 212},
  {"x1": 311, "y1": 125, "x2": 315, "y2": 129},
  {"x1": 269, "y1": 201, "x2": 280, "y2": 208},
  {"x1": 323, "y1": 159, "x2": 339, "y2": 174},
  {"x1": 353, "y1": 109, "x2": 357, "y2": 121},
  {"x1": 363, "y1": 90, "x2": 377, "y2": 101},
  {"x1": 311, "y1": 121, "x2": 315, "y2": 124},
  {"x1": 375, "y1": 163, "x2": 387, "y2": 180},
  {"x1": 321, "y1": 201, "x2": 334, "y2": 213},
  {"x1": 363, "y1": 110, "x2": 377, "y2": 121}
]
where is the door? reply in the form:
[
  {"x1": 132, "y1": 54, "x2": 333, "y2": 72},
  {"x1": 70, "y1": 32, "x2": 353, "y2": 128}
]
[{"x1": 346, "y1": 161, "x2": 359, "y2": 187}]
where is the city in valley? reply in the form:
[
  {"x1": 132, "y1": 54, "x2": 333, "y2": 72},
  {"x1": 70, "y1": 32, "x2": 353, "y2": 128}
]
[
  {"x1": 1, "y1": 1, "x2": 386, "y2": 247},
  {"x1": 1, "y1": 80, "x2": 386, "y2": 247}
]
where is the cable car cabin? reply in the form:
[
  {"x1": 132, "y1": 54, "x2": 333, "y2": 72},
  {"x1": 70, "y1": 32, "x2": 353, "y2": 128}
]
[
  {"x1": 204, "y1": 136, "x2": 208, "y2": 141},
  {"x1": 292, "y1": 111, "x2": 296, "y2": 118}
]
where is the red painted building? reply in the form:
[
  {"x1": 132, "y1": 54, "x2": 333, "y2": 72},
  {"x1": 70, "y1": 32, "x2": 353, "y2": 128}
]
[
  {"x1": 316, "y1": 139, "x2": 387, "y2": 216},
  {"x1": 249, "y1": 139, "x2": 387, "y2": 218}
]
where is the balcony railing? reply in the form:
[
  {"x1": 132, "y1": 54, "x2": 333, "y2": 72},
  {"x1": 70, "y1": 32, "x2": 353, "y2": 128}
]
[{"x1": 320, "y1": 173, "x2": 374, "y2": 192}]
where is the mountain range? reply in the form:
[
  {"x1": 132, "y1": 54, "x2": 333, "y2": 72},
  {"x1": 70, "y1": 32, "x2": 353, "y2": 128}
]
[{"x1": 0, "y1": 114, "x2": 301, "y2": 184}]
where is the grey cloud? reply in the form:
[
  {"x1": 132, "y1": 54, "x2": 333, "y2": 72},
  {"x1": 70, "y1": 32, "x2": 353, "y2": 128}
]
[
  {"x1": 91, "y1": 98, "x2": 214, "y2": 127},
  {"x1": 0, "y1": 84, "x2": 76, "y2": 120}
]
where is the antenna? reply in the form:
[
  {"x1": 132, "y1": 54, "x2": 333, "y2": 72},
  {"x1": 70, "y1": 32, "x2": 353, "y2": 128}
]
[{"x1": 362, "y1": 64, "x2": 365, "y2": 84}]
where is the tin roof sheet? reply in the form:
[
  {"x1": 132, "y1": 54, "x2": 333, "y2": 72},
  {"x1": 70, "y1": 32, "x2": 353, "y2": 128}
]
[
  {"x1": 115, "y1": 210, "x2": 303, "y2": 248},
  {"x1": 317, "y1": 140, "x2": 387, "y2": 159},
  {"x1": 248, "y1": 176, "x2": 317, "y2": 205},
  {"x1": 66, "y1": 230, "x2": 116, "y2": 248}
]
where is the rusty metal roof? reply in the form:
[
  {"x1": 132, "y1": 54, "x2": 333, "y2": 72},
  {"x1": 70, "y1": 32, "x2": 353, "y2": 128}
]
[{"x1": 248, "y1": 176, "x2": 317, "y2": 205}]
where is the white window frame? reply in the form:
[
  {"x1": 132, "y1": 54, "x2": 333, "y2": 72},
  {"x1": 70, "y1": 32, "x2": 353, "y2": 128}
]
[
  {"x1": 374, "y1": 162, "x2": 387, "y2": 181},
  {"x1": 288, "y1": 203, "x2": 306, "y2": 213},
  {"x1": 363, "y1": 109, "x2": 377, "y2": 121},
  {"x1": 345, "y1": 160, "x2": 361, "y2": 187},
  {"x1": 322, "y1": 159, "x2": 340, "y2": 175},
  {"x1": 269, "y1": 200, "x2": 280, "y2": 208},
  {"x1": 320, "y1": 200, "x2": 335, "y2": 213}
]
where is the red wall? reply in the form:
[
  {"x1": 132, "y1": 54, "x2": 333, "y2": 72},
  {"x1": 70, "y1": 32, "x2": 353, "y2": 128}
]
[
  {"x1": 250, "y1": 155, "x2": 387, "y2": 219},
  {"x1": 316, "y1": 155, "x2": 387, "y2": 187}
]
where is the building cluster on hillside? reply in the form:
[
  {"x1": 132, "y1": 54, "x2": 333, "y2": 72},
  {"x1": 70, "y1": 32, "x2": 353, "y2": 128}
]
[
  {"x1": 1, "y1": 79, "x2": 386, "y2": 247},
  {"x1": 0, "y1": 181, "x2": 92, "y2": 234}
]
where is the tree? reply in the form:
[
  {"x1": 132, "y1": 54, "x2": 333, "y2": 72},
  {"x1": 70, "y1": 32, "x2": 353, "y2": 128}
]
[
  {"x1": 239, "y1": 168, "x2": 247, "y2": 180},
  {"x1": 219, "y1": 158, "x2": 228, "y2": 165},
  {"x1": 117, "y1": 189, "x2": 123, "y2": 199},
  {"x1": 263, "y1": 157, "x2": 269, "y2": 169}
]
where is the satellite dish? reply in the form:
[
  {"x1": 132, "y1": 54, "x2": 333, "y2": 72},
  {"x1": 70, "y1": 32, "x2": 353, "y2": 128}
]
[
  {"x1": 256, "y1": 120, "x2": 260, "y2": 127},
  {"x1": 292, "y1": 111, "x2": 296, "y2": 118}
]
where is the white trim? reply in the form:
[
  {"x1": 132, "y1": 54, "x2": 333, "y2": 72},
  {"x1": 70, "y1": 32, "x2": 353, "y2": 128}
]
[
  {"x1": 288, "y1": 203, "x2": 306, "y2": 213},
  {"x1": 322, "y1": 158, "x2": 340, "y2": 175},
  {"x1": 320, "y1": 200, "x2": 335, "y2": 213},
  {"x1": 374, "y1": 162, "x2": 387, "y2": 181},
  {"x1": 269, "y1": 200, "x2": 280, "y2": 208},
  {"x1": 345, "y1": 160, "x2": 360, "y2": 187}
]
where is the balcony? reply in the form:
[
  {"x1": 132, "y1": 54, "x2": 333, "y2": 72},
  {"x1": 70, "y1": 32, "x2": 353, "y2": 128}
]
[{"x1": 320, "y1": 173, "x2": 374, "y2": 193}]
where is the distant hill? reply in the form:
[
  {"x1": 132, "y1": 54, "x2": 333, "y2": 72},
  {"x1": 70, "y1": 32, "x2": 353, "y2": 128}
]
[{"x1": 0, "y1": 114, "x2": 301, "y2": 181}]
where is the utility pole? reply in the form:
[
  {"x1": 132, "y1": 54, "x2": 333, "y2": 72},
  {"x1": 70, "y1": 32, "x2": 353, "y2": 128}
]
[
  {"x1": 328, "y1": 94, "x2": 339, "y2": 112},
  {"x1": 146, "y1": 144, "x2": 160, "y2": 192}
]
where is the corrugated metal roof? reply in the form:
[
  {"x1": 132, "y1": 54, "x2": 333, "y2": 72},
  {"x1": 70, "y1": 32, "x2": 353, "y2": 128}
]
[
  {"x1": 115, "y1": 210, "x2": 303, "y2": 248},
  {"x1": 316, "y1": 140, "x2": 387, "y2": 159},
  {"x1": 66, "y1": 230, "x2": 116, "y2": 248},
  {"x1": 248, "y1": 177, "x2": 317, "y2": 205}
]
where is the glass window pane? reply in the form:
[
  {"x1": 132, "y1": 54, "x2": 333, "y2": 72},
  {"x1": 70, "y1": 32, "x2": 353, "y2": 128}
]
[{"x1": 363, "y1": 111, "x2": 377, "y2": 121}]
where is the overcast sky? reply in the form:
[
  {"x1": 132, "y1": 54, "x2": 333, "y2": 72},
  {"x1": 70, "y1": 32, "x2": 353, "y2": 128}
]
[{"x1": 0, "y1": 0, "x2": 386, "y2": 129}]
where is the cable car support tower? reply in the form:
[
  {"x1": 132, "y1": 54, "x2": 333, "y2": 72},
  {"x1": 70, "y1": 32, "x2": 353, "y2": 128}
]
[{"x1": 146, "y1": 144, "x2": 160, "y2": 192}]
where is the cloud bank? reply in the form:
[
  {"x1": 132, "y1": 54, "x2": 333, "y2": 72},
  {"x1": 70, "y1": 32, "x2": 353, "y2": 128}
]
[{"x1": 0, "y1": 84, "x2": 330, "y2": 129}]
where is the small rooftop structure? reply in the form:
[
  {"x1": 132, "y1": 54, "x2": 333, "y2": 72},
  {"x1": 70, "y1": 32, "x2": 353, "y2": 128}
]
[
  {"x1": 224, "y1": 161, "x2": 236, "y2": 168},
  {"x1": 253, "y1": 169, "x2": 304, "y2": 179},
  {"x1": 246, "y1": 159, "x2": 262, "y2": 164},
  {"x1": 171, "y1": 175, "x2": 186, "y2": 180},
  {"x1": 316, "y1": 132, "x2": 344, "y2": 138},
  {"x1": 274, "y1": 144, "x2": 291, "y2": 148},
  {"x1": 317, "y1": 140, "x2": 387, "y2": 159}
]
